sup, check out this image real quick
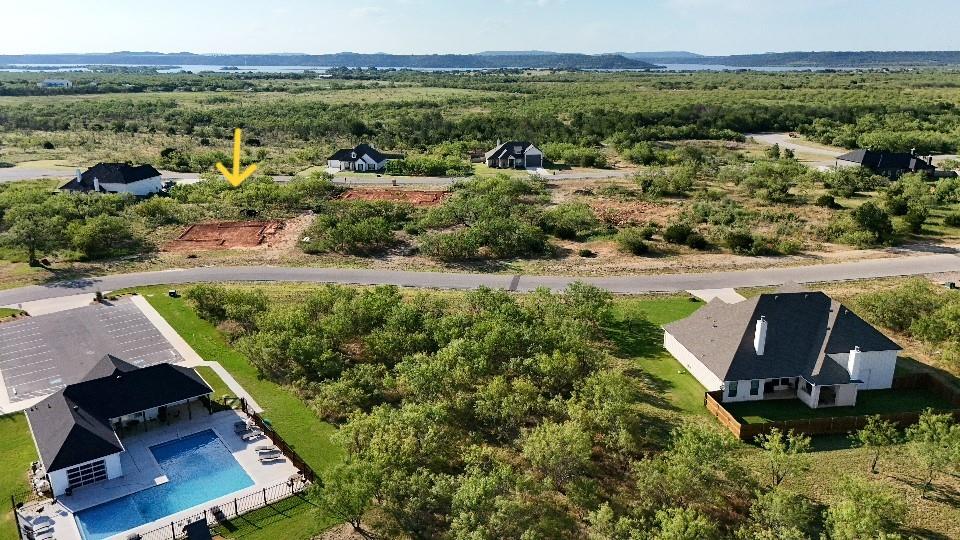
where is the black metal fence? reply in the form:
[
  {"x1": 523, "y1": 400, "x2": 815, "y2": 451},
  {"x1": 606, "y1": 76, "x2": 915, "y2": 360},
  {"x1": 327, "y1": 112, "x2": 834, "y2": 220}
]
[{"x1": 136, "y1": 476, "x2": 309, "y2": 540}]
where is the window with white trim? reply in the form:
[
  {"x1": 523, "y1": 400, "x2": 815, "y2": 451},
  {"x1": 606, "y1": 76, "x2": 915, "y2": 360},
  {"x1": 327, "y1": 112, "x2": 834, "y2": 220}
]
[
  {"x1": 727, "y1": 381, "x2": 738, "y2": 398},
  {"x1": 66, "y1": 459, "x2": 108, "y2": 489}
]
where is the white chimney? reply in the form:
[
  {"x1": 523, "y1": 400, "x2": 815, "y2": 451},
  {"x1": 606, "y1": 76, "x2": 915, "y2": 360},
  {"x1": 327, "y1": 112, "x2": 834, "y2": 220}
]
[
  {"x1": 847, "y1": 346, "x2": 862, "y2": 380},
  {"x1": 754, "y1": 316, "x2": 768, "y2": 356},
  {"x1": 93, "y1": 176, "x2": 100, "y2": 192}
]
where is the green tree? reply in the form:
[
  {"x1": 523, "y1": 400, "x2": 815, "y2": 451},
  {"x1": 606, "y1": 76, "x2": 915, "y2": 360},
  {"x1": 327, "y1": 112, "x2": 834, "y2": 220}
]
[
  {"x1": 905, "y1": 408, "x2": 960, "y2": 496},
  {"x1": 738, "y1": 487, "x2": 817, "y2": 540},
  {"x1": 68, "y1": 214, "x2": 136, "y2": 260},
  {"x1": 766, "y1": 143, "x2": 782, "y2": 159},
  {"x1": 756, "y1": 428, "x2": 811, "y2": 486},
  {"x1": 317, "y1": 460, "x2": 378, "y2": 532},
  {"x1": 1, "y1": 203, "x2": 65, "y2": 264},
  {"x1": 850, "y1": 415, "x2": 900, "y2": 474},
  {"x1": 851, "y1": 201, "x2": 894, "y2": 244},
  {"x1": 654, "y1": 507, "x2": 720, "y2": 540},
  {"x1": 824, "y1": 476, "x2": 904, "y2": 540},
  {"x1": 521, "y1": 420, "x2": 593, "y2": 488}
]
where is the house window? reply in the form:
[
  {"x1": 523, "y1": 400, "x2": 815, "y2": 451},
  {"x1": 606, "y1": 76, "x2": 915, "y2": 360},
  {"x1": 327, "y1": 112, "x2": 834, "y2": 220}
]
[
  {"x1": 780, "y1": 377, "x2": 791, "y2": 386},
  {"x1": 750, "y1": 380, "x2": 760, "y2": 396},
  {"x1": 66, "y1": 459, "x2": 108, "y2": 489},
  {"x1": 727, "y1": 381, "x2": 738, "y2": 398}
]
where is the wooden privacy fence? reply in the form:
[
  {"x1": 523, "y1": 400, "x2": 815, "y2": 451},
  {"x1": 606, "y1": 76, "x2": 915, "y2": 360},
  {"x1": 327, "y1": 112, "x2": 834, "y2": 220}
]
[{"x1": 706, "y1": 373, "x2": 960, "y2": 442}]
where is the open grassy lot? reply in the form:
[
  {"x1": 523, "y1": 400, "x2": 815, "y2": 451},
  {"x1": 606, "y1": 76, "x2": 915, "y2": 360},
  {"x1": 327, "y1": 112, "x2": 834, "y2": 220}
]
[
  {"x1": 0, "y1": 414, "x2": 39, "y2": 540},
  {"x1": 728, "y1": 388, "x2": 959, "y2": 424},
  {"x1": 135, "y1": 286, "x2": 344, "y2": 473}
]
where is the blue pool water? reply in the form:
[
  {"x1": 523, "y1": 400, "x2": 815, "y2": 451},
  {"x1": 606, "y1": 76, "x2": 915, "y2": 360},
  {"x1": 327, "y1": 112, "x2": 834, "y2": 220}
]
[{"x1": 75, "y1": 429, "x2": 254, "y2": 540}]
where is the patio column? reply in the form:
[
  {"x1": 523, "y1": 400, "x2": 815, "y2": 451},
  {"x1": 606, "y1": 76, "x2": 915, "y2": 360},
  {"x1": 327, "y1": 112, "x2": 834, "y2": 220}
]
[{"x1": 188, "y1": 400, "x2": 193, "y2": 420}]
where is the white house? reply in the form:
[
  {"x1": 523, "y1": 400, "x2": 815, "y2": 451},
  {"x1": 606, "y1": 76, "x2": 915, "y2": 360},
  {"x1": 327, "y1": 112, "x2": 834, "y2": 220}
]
[
  {"x1": 484, "y1": 140, "x2": 543, "y2": 169},
  {"x1": 662, "y1": 285, "x2": 901, "y2": 409},
  {"x1": 60, "y1": 163, "x2": 164, "y2": 196},
  {"x1": 327, "y1": 144, "x2": 394, "y2": 173},
  {"x1": 25, "y1": 355, "x2": 212, "y2": 497}
]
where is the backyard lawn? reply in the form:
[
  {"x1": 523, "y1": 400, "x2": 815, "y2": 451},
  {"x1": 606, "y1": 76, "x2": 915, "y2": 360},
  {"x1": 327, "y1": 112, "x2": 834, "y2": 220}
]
[
  {"x1": 607, "y1": 296, "x2": 708, "y2": 416},
  {"x1": 0, "y1": 414, "x2": 39, "y2": 540},
  {"x1": 727, "y1": 388, "x2": 959, "y2": 424},
  {"x1": 195, "y1": 366, "x2": 236, "y2": 405}
]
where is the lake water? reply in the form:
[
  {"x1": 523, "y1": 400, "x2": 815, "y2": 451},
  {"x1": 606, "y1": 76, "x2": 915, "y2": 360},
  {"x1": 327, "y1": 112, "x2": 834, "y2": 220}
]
[{"x1": 0, "y1": 63, "x2": 854, "y2": 74}]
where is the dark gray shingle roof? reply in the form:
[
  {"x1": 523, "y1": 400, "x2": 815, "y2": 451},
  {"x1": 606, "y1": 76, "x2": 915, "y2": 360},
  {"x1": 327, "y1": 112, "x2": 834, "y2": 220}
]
[
  {"x1": 663, "y1": 288, "x2": 900, "y2": 385},
  {"x1": 837, "y1": 149, "x2": 935, "y2": 173},
  {"x1": 61, "y1": 163, "x2": 161, "y2": 192},
  {"x1": 26, "y1": 355, "x2": 212, "y2": 471},
  {"x1": 328, "y1": 143, "x2": 387, "y2": 163}
]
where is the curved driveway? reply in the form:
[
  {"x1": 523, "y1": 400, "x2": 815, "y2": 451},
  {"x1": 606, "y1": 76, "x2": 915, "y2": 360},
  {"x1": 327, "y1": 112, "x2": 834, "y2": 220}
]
[{"x1": 2, "y1": 253, "x2": 960, "y2": 306}]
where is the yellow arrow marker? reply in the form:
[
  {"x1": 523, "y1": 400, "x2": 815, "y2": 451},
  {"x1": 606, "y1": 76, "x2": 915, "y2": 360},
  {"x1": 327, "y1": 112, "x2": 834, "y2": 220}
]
[{"x1": 216, "y1": 128, "x2": 258, "y2": 187}]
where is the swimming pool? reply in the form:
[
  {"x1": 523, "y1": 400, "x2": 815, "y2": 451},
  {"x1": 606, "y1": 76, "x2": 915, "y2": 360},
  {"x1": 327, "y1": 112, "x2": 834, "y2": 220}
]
[{"x1": 75, "y1": 429, "x2": 254, "y2": 540}]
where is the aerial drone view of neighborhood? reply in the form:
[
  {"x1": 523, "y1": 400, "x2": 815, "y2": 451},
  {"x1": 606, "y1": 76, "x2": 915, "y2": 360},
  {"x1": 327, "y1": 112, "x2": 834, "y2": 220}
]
[{"x1": 1, "y1": 1, "x2": 960, "y2": 539}]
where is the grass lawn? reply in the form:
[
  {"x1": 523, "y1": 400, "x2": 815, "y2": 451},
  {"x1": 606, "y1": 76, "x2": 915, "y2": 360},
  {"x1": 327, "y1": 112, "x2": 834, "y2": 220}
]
[
  {"x1": 0, "y1": 414, "x2": 39, "y2": 540},
  {"x1": 211, "y1": 492, "x2": 338, "y2": 540},
  {"x1": 0, "y1": 308, "x2": 24, "y2": 322},
  {"x1": 607, "y1": 296, "x2": 708, "y2": 416},
  {"x1": 727, "y1": 388, "x2": 958, "y2": 424},
  {"x1": 134, "y1": 287, "x2": 344, "y2": 473}
]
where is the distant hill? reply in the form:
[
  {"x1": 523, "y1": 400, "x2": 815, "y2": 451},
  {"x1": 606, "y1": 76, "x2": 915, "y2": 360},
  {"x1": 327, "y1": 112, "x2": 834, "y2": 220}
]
[
  {"x1": 660, "y1": 50, "x2": 960, "y2": 67},
  {"x1": 475, "y1": 50, "x2": 559, "y2": 56},
  {"x1": 0, "y1": 52, "x2": 661, "y2": 70}
]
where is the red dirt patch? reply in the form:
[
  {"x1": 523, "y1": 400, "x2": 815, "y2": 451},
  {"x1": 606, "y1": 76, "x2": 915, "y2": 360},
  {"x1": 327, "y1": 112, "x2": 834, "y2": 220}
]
[
  {"x1": 587, "y1": 200, "x2": 681, "y2": 226},
  {"x1": 165, "y1": 221, "x2": 284, "y2": 251},
  {"x1": 339, "y1": 188, "x2": 447, "y2": 206}
]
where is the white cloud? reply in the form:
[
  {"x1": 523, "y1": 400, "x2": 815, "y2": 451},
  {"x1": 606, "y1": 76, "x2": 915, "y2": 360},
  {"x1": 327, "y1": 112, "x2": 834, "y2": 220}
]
[{"x1": 348, "y1": 6, "x2": 385, "y2": 18}]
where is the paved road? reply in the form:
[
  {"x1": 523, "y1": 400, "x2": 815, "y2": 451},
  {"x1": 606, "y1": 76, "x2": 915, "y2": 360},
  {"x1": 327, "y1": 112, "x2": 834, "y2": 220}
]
[
  {"x1": 0, "y1": 168, "x2": 204, "y2": 183},
  {"x1": 2, "y1": 253, "x2": 960, "y2": 306}
]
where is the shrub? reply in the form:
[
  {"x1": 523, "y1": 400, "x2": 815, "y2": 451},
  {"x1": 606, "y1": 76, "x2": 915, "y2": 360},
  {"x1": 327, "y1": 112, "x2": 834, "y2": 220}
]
[
  {"x1": 851, "y1": 202, "x2": 894, "y2": 244},
  {"x1": 725, "y1": 230, "x2": 754, "y2": 253},
  {"x1": 663, "y1": 222, "x2": 693, "y2": 244},
  {"x1": 636, "y1": 166, "x2": 695, "y2": 198},
  {"x1": 903, "y1": 205, "x2": 929, "y2": 234},
  {"x1": 68, "y1": 215, "x2": 138, "y2": 260},
  {"x1": 815, "y1": 194, "x2": 840, "y2": 208},
  {"x1": 614, "y1": 228, "x2": 650, "y2": 255},
  {"x1": 685, "y1": 232, "x2": 708, "y2": 250},
  {"x1": 385, "y1": 155, "x2": 473, "y2": 176},
  {"x1": 41, "y1": 141, "x2": 54, "y2": 150},
  {"x1": 302, "y1": 201, "x2": 410, "y2": 255},
  {"x1": 578, "y1": 248, "x2": 596, "y2": 258},
  {"x1": 542, "y1": 202, "x2": 599, "y2": 240},
  {"x1": 944, "y1": 212, "x2": 960, "y2": 227},
  {"x1": 541, "y1": 143, "x2": 608, "y2": 168}
]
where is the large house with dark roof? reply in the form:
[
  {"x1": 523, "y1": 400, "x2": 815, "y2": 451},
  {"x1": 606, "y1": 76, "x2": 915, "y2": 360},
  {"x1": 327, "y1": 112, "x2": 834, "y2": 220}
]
[
  {"x1": 25, "y1": 355, "x2": 212, "y2": 497},
  {"x1": 836, "y1": 149, "x2": 936, "y2": 178},
  {"x1": 485, "y1": 141, "x2": 543, "y2": 169},
  {"x1": 663, "y1": 285, "x2": 901, "y2": 409},
  {"x1": 327, "y1": 143, "x2": 396, "y2": 173},
  {"x1": 60, "y1": 163, "x2": 164, "y2": 196}
]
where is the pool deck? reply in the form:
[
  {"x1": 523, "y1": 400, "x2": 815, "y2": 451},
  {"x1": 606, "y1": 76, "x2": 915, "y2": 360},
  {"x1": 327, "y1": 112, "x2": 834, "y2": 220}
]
[{"x1": 21, "y1": 409, "x2": 300, "y2": 540}]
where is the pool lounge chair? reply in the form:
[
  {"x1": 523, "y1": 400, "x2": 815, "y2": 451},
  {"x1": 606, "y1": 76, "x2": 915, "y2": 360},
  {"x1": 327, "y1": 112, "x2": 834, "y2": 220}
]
[
  {"x1": 255, "y1": 444, "x2": 280, "y2": 455},
  {"x1": 240, "y1": 429, "x2": 263, "y2": 442},
  {"x1": 258, "y1": 453, "x2": 285, "y2": 463},
  {"x1": 234, "y1": 420, "x2": 254, "y2": 433}
]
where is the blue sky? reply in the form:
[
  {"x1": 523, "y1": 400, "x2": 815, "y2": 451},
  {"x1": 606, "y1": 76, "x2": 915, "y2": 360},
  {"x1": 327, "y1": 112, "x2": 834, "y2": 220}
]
[{"x1": 3, "y1": 0, "x2": 960, "y2": 56}]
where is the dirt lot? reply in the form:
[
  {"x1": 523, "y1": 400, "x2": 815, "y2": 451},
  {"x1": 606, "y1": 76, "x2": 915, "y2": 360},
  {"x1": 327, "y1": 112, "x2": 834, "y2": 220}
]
[
  {"x1": 164, "y1": 221, "x2": 285, "y2": 251},
  {"x1": 339, "y1": 188, "x2": 447, "y2": 207}
]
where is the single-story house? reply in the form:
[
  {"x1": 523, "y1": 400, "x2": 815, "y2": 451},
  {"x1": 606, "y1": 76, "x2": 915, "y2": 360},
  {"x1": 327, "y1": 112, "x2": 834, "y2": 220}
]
[
  {"x1": 484, "y1": 141, "x2": 543, "y2": 169},
  {"x1": 25, "y1": 355, "x2": 212, "y2": 497},
  {"x1": 60, "y1": 163, "x2": 164, "y2": 196},
  {"x1": 836, "y1": 149, "x2": 936, "y2": 178},
  {"x1": 327, "y1": 144, "x2": 395, "y2": 172},
  {"x1": 663, "y1": 285, "x2": 901, "y2": 409}
]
